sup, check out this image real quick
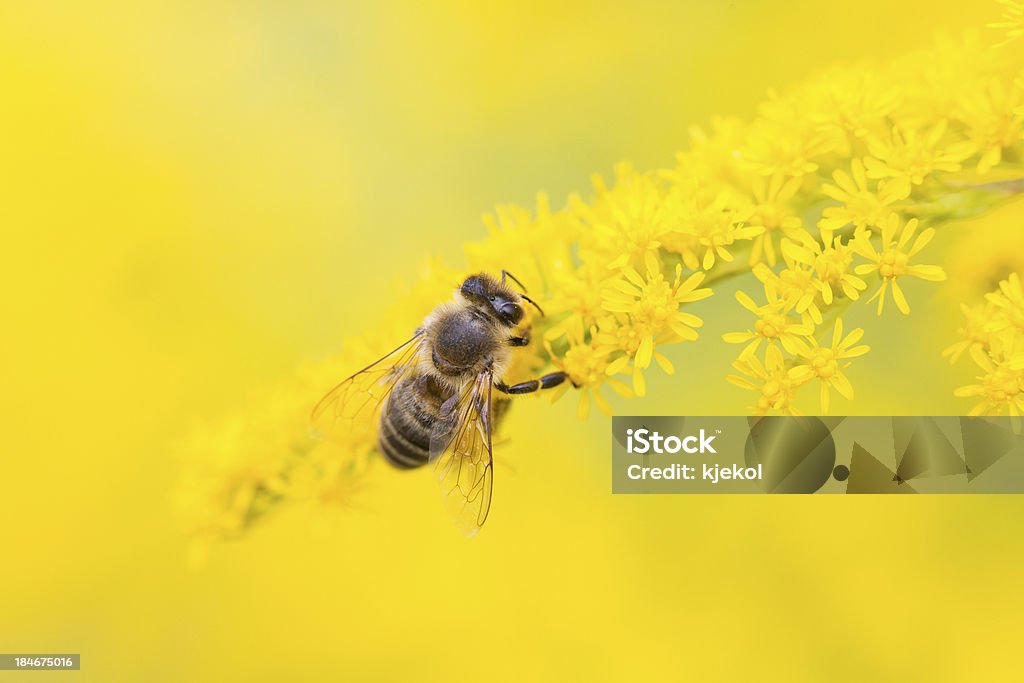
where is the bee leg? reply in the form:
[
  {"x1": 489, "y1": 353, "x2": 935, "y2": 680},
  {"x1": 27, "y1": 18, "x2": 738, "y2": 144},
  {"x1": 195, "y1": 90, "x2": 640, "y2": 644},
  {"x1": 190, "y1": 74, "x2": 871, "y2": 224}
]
[
  {"x1": 495, "y1": 371, "x2": 573, "y2": 395},
  {"x1": 507, "y1": 333, "x2": 530, "y2": 347}
]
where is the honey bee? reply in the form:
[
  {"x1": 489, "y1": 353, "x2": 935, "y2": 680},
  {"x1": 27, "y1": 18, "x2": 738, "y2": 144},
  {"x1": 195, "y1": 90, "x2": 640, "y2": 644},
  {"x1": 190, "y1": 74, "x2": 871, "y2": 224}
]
[{"x1": 311, "y1": 271, "x2": 570, "y2": 536}]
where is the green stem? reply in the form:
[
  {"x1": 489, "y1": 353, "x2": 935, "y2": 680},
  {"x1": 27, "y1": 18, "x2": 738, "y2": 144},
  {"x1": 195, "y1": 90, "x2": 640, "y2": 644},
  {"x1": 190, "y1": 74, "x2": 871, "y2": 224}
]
[
  {"x1": 906, "y1": 175, "x2": 1024, "y2": 222},
  {"x1": 945, "y1": 176, "x2": 1024, "y2": 195},
  {"x1": 704, "y1": 260, "x2": 755, "y2": 287}
]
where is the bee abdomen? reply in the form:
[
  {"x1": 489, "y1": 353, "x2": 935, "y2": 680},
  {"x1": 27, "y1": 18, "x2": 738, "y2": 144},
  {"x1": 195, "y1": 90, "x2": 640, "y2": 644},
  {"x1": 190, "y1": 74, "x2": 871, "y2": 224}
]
[
  {"x1": 379, "y1": 414, "x2": 429, "y2": 468},
  {"x1": 377, "y1": 382, "x2": 443, "y2": 469}
]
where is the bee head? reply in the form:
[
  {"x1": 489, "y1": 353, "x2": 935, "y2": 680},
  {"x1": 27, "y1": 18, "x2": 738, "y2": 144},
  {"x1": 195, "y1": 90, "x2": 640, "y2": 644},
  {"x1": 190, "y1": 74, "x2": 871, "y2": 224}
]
[{"x1": 460, "y1": 274, "x2": 524, "y2": 326}]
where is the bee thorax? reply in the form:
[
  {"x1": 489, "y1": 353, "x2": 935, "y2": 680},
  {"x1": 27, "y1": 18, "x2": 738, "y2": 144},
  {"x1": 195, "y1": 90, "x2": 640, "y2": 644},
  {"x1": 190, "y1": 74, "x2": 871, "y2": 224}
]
[{"x1": 431, "y1": 313, "x2": 496, "y2": 374}]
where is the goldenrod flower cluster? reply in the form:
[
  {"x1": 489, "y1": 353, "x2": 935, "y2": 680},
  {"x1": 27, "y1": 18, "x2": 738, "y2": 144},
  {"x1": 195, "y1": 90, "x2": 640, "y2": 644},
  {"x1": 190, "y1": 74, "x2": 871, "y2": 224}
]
[
  {"x1": 947, "y1": 273, "x2": 1024, "y2": 418},
  {"x1": 176, "y1": 7, "x2": 1024, "y2": 541}
]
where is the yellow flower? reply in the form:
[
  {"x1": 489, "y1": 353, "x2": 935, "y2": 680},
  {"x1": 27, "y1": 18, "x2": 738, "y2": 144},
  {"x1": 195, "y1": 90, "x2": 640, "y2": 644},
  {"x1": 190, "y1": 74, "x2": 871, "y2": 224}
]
[
  {"x1": 990, "y1": 0, "x2": 1024, "y2": 45},
  {"x1": 599, "y1": 254, "x2": 712, "y2": 395},
  {"x1": 723, "y1": 286, "x2": 813, "y2": 358},
  {"x1": 853, "y1": 215, "x2": 946, "y2": 314},
  {"x1": 789, "y1": 319, "x2": 870, "y2": 413},
  {"x1": 663, "y1": 181, "x2": 761, "y2": 270},
  {"x1": 544, "y1": 330, "x2": 631, "y2": 420},
  {"x1": 544, "y1": 263, "x2": 615, "y2": 343},
  {"x1": 174, "y1": 362, "x2": 370, "y2": 542},
  {"x1": 943, "y1": 302, "x2": 998, "y2": 364},
  {"x1": 576, "y1": 162, "x2": 674, "y2": 269},
  {"x1": 727, "y1": 346, "x2": 807, "y2": 415},
  {"x1": 739, "y1": 93, "x2": 838, "y2": 177},
  {"x1": 782, "y1": 235, "x2": 867, "y2": 304},
  {"x1": 985, "y1": 271, "x2": 1024, "y2": 340},
  {"x1": 957, "y1": 77, "x2": 1024, "y2": 173},
  {"x1": 955, "y1": 346, "x2": 1024, "y2": 417},
  {"x1": 804, "y1": 67, "x2": 898, "y2": 145},
  {"x1": 744, "y1": 174, "x2": 810, "y2": 266},
  {"x1": 818, "y1": 158, "x2": 909, "y2": 234},
  {"x1": 863, "y1": 121, "x2": 975, "y2": 186},
  {"x1": 468, "y1": 193, "x2": 576, "y2": 289},
  {"x1": 949, "y1": 273, "x2": 1024, "y2": 417},
  {"x1": 674, "y1": 116, "x2": 749, "y2": 183},
  {"x1": 753, "y1": 261, "x2": 825, "y2": 325}
]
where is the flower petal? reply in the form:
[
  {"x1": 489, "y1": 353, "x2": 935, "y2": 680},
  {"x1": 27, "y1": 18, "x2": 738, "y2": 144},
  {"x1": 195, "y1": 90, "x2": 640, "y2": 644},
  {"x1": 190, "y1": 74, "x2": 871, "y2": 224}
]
[
  {"x1": 632, "y1": 367, "x2": 646, "y2": 397},
  {"x1": 735, "y1": 290, "x2": 760, "y2": 313},
  {"x1": 831, "y1": 372, "x2": 854, "y2": 400},
  {"x1": 606, "y1": 356, "x2": 631, "y2": 376},
  {"x1": 909, "y1": 227, "x2": 935, "y2": 256},
  {"x1": 909, "y1": 264, "x2": 946, "y2": 281},
  {"x1": 654, "y1": 352, "x2": 675, "y2": 375},
  {"x1": 892, "y1": 279, "x2": 910, "y2": 314},
  {"x1": 593, "y1": 390, "x2": 612, "y2": 416},
  {"x1": 577, "y1": 390, "x2": 591, "y2": 420},
  {"x1": 634, "y1": 335, "x2": 654, "y2": 368}
]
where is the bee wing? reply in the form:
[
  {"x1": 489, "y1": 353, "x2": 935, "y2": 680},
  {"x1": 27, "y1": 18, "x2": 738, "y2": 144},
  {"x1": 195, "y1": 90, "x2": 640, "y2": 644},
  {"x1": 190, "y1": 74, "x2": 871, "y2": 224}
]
[
  {"x1": 429, "y1": 369, "x2": 494, "y2": 537},
  {"x1": 310, "y1": 332, "x2": 425, "y2": 439}
]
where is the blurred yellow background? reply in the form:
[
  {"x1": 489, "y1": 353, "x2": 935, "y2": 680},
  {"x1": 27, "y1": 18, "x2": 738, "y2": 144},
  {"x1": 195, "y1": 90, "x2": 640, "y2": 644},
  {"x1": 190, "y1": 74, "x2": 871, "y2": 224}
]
[{"x1": 1, "y1": 1, "x2": 1022, "y2": 681}]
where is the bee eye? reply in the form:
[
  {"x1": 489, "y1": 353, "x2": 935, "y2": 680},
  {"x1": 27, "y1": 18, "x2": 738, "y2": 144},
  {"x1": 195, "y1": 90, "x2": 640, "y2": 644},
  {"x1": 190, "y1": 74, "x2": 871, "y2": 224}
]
[{"x1": 499, "y1": 302, "x2": 523, "y2": 324}]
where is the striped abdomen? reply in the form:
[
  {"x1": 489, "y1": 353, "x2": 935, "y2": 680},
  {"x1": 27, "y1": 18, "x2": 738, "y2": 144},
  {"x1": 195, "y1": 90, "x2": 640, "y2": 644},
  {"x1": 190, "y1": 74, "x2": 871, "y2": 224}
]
[{"x1": 378, "y1": 375, "x2": 451, "y2": 469}]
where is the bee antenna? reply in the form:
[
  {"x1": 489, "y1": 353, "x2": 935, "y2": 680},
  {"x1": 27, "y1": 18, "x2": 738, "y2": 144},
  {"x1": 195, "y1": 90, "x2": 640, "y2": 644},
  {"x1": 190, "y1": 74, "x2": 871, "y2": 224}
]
[
  {"x1": 520, "y1": 293, "x2": 545, "y2": 317},
  {"x1": 500, "y1": 270, "x2": 543, "y2": 316},
  {"x1": 501, "y1": 269, "x2": 528, "y2": 293}
]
